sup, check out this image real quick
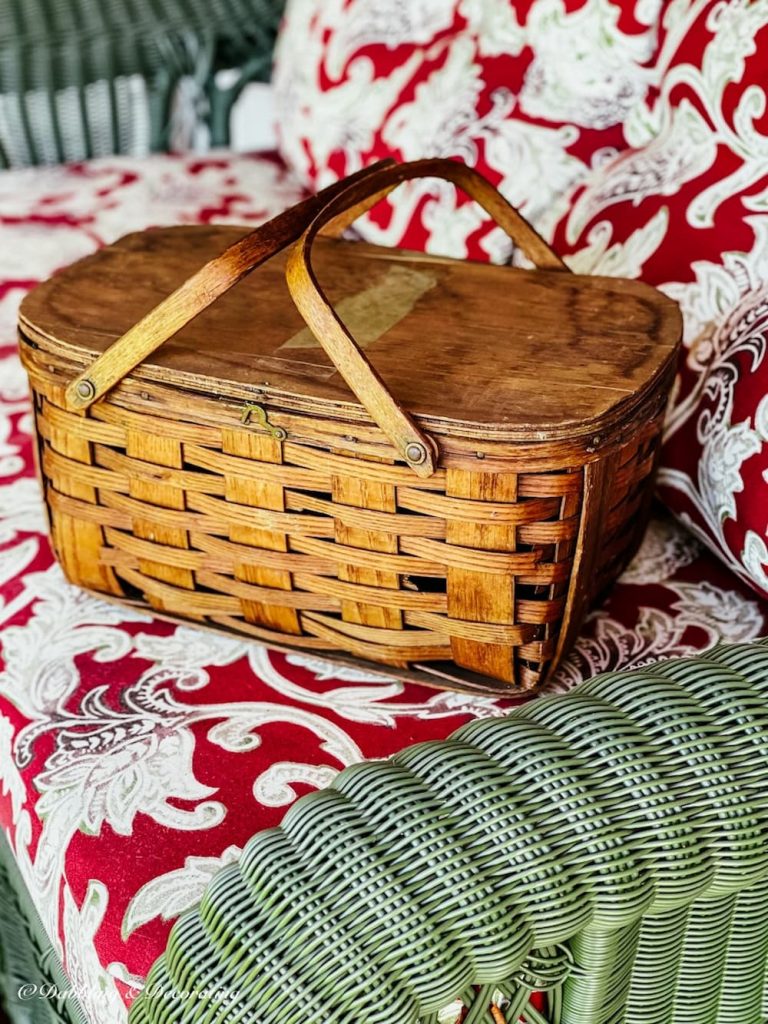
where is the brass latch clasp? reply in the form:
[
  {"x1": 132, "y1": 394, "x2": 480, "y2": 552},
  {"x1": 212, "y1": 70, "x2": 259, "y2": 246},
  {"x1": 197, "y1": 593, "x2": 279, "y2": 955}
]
[{"x1": 240, "y1": 403, "x2": 287, "y2": 441}]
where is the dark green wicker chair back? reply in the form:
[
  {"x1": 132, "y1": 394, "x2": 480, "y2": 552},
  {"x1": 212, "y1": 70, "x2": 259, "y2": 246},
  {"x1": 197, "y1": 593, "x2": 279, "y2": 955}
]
[
  {"x1": 131, "y1": 641, "x2": 768, "y2": 1024},
  {"x1": 0, "y1": 0, "x2": 285, "y2": 166}
]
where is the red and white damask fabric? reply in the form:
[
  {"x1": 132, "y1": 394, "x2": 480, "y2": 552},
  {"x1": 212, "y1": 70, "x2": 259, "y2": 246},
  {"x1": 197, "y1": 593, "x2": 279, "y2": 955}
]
[
  {"x1": 560, "y1": 1, "x2": 768, "y2": 601},
  {"x1": 273, "y1": 0, "x2": 666, "y2": 260},
  {"x1": 274, "y1": 0, "x2": 768, "y2": 599},
  {"x1": 0, "y1": 153, "x2": 765, "y2": 1024}
]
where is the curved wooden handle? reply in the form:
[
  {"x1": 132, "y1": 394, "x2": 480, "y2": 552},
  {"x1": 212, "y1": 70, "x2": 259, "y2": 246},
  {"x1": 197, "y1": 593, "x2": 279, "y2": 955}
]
[
  {"x1": 285, "y1": 158, "x2": 568, "y2": 478},
  {"x1": 65, "y1": 159, "x2": 399, "y2": 412}
]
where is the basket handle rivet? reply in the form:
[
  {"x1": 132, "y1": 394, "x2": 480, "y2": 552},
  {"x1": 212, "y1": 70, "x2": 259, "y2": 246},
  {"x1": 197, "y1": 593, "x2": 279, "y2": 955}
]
[
  {"x1": 76, "y1": 379, "x2": 96, "y2": 400},
  {"x1": 405, "y1": 442, "x2": 428, "y2": 465}
]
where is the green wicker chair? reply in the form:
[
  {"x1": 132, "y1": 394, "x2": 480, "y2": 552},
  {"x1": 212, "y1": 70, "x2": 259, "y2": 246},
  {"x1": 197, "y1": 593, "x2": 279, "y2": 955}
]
[
  {"x1": 127, "y1": 639, "x2": 768, "y2": 1024},
  {"x1": 0, "y1": 0, "x2": 285, "y2": 167},
  {"x1": 0, "y1": 833, "x2": 83, "y2": 1024}
]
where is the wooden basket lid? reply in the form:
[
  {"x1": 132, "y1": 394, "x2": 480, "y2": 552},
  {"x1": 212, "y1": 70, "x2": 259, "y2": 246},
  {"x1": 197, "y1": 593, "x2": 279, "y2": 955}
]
[{"x1": 19, "y1": 224, "x2": 681, "y2": 442}]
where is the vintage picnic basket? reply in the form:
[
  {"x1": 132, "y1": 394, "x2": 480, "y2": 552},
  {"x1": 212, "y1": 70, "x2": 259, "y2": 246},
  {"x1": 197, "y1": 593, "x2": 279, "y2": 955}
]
[{"x1": 18, "y1": 158, "x2": 681, "y2": 693}]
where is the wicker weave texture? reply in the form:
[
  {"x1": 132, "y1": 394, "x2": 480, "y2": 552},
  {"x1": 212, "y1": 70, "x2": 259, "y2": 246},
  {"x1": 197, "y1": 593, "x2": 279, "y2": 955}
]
[
  {"x1": 0, "y1": 0, "x2": 285, "y2": 165},
  {"x1": 129, "y1": 640, "x2": 768, "y2": 1024},
  {"x1": 24, "y1": 361, "x2": 664, "y2": 691}
]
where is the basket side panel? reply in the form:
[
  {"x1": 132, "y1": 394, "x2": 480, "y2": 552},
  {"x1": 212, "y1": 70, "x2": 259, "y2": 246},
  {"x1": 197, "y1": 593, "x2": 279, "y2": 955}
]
[
  {"x1": 441, "y1": 466, "x2": 584, "y2": 689},
  {"x1": 22, "y1": 332, "x2": 671, "y2": 696},
  {"x1": 33, "y1": 381, "x2": 123, "y2": 596}
]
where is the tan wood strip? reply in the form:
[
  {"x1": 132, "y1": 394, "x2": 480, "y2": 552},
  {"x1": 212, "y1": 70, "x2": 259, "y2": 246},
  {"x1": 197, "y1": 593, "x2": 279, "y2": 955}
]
[
  {"x1": 96, "y1": 445, "x2": 225, "y2": 493},
  {"x1": 101, "y1": 539, "x2": 209, "y2": 573},
  {"x1": 289, "y1": 535, "x2": 443, "y2": 576},
  {"x1": 516, "y1": 596, "x2": 566, "y2": 625},
  {"x1": 190, "y1": 532, "x2": 336, "y2": 575},
  {"x1": 332, "y1": 470, "x2": 403, "y2": 631},
  {"x1": 182, "y1": 443, "x2": 329, "y2": 491},
  {"x1": 221, "y1": 429, "x2": 302, "y2": 635},
  {"x1": 517, "y1": 638, "x2": 558, "y2": 661},
  {"x1": 102, "y1": 527, "x2": 335, "y2": 575},
  {"x1": 49, "y1": 488, "x2": 133, "y2": 529},
  {"x1": 301, "y1": 616, "x2": 451, "y2": 665},
  {"x1": 211, "y1": 615, "x2": 335, "y2": 650},
  {"x1": 518, "y1": 561, "x2": 573, "y2": 585},
  {"x1": 115, "y1": 567, "x2": 240, "y2": 614},
  {"x1": 302, "y1": 611, "x2": 446, "y2": 648},
  {"x1": 284, "y1": 443, "x2": 447, "y2": 489},
  {"x1": 45, "y1": 447, "x2": 129, "y2": 493},
  {"x1": 94, "y1": 402, "x2": 222, "y2": 445},
  {"x1": 195, "y1": 569, "x2": 337, "y2": 611},
  {"x1": 125, "y1": 431, "x2": 195, "y2": 603},
  {"x1": 405, "y1": 610, "x2": 534, "y2": 645},
  {"x1": 400, "y1": 537, "x2": 539, "y2": 573},
  {"x1": 187, "y1": 492, "x2": 335, "y2": 535},
  {"x1": 50, "y1": 443, "x2": 336, "y2": 503},
  {"x1": 104, "y1": 489, "x2": 221, "y2": 533},
  {"x1": 446, "y1": 469, "x2": 521, "y2": 683},
  {"x1": 293, "y1": 573, "x2": 447, "y2": 612},
  {"x1": 41, "y1": 400, "x2": 127, "y2": 445},
  {"x1": 517, "y1": 563, "x2": 571, "y2": 586},
  {"x1": 516, "y1": 471, "x2": 583, "y2": 497},
  {"x1": 517, "y1": 520, "x2": 579, "y2": 544},
  {"x1": 55, "y1": 487, "x2": 337, "y2": 539},
  {"x1": 378, "y1": 534, "x2": 572, "y2": 584},
  {"x1": 397, "y1": 487, "x2": 560, "y2": 524},
  {"x1": 289, "y1": 491, "x2": 446, "y2": 537}
]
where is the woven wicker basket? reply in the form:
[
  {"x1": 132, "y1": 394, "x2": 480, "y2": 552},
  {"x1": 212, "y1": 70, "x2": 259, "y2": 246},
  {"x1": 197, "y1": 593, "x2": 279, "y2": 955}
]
[{"x1": 19, "y1": 158, "x2": 681, "y2": 693}]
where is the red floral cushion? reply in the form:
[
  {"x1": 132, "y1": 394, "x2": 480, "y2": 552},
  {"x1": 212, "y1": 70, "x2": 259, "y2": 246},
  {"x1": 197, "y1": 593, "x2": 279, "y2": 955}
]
[
  {"x1": 0, "y1": 153, "x2": 765, "y2": 1024},
  {"x1": 273, "y1": 0, "x2": 666, "y2": 261},
  {"x1": 553, "y1": 1, "x2": 768, "y2": 597}
]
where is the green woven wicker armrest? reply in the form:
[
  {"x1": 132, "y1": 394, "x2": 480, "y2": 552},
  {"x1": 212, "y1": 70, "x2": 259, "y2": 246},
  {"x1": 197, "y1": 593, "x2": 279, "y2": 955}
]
[{"x1": 131, "y1": 640, "x2": 768, "y2": 1024}]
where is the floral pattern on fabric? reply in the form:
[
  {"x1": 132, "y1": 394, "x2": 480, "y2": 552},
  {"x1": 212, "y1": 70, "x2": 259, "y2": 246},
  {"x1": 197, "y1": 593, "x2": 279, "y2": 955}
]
[
  {"x1": 554, "y1": 0, "x2": 768, "y2": 597},
  {"x1": 273, "y1": 0, "x2": 665, "y2": 260},
  {"x1": 0, "y1": 153, "x2": 764, "y2": 1024}
]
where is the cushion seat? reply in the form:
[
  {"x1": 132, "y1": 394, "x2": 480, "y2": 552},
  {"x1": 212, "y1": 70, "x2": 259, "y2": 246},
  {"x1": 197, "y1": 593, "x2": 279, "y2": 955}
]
[{"x1": 0, "y1": 152, "x2": 766, "y2": 1024}]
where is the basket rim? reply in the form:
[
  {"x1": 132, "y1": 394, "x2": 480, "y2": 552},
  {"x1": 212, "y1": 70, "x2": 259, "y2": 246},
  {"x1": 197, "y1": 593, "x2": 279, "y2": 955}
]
[{"x1": 20, "y1": 326, "x2": 678, "y2": 451}]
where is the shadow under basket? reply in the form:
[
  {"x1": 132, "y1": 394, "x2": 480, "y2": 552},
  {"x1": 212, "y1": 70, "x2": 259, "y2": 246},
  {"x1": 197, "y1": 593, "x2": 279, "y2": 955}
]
[{"x1": 18, "y1": 158, "x2": 681, "y2": 695}]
